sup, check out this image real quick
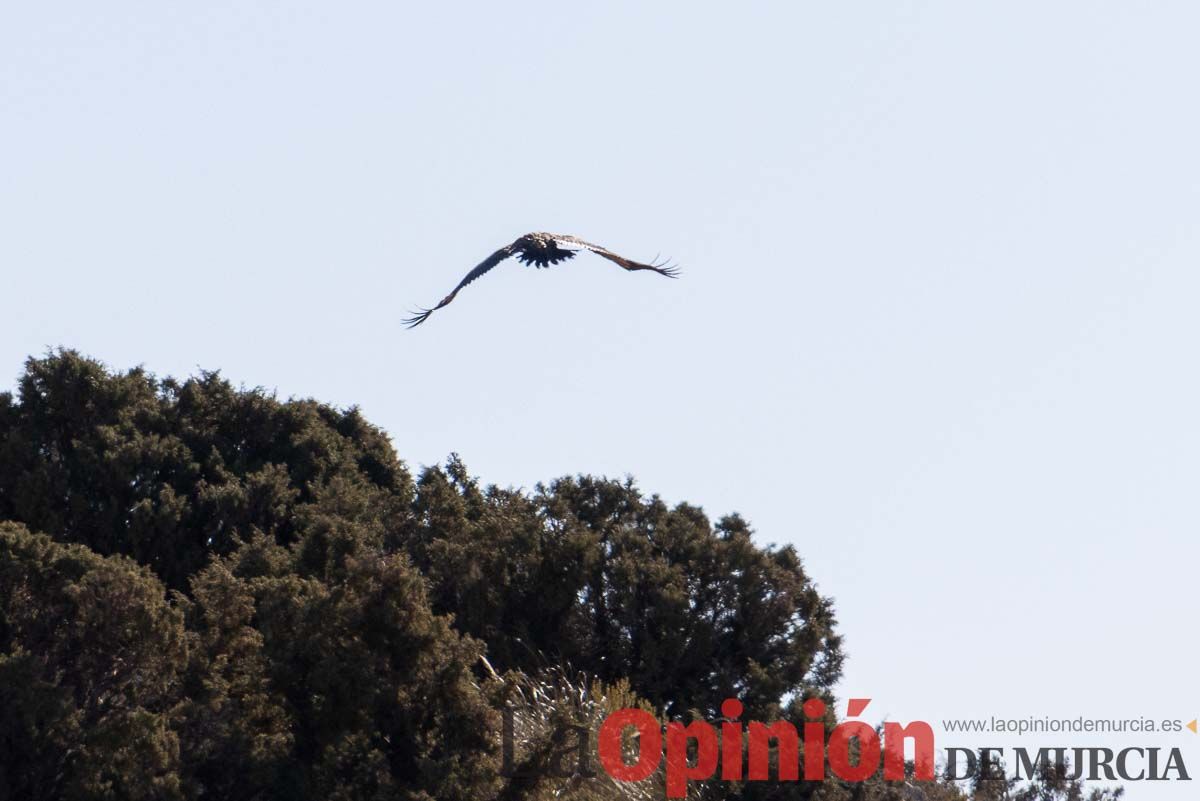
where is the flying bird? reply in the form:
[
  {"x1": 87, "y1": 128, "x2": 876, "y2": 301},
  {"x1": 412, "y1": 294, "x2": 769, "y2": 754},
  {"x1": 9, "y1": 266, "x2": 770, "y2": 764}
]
[{"x1": 403, "y1": 232, "x2": 679, "y2": 328}]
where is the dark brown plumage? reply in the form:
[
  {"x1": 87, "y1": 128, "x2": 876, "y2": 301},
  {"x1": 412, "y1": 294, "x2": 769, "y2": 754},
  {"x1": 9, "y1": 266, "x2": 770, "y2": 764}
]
[{"x1": 403, "y1": 232, "x2": 679, "y2": 328}]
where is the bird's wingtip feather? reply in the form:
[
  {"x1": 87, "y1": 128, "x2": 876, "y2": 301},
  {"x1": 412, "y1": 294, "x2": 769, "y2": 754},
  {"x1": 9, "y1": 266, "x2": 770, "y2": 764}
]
[{"x1": 402, "y1": 309, "x2": 434, "y2": 329}]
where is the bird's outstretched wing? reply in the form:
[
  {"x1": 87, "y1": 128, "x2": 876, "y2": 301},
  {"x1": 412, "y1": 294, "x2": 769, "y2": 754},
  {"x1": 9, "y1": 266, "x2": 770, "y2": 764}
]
[
  {"x1": 403, "y1": 243, "x2": 518, "y2": 328},
  {"x1": 553, "y1": 235, "x2": 680, "y2": 278}
]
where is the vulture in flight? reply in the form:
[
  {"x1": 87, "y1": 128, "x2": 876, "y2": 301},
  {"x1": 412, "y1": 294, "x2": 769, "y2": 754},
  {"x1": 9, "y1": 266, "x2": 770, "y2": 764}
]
[{"x1": 403, "y1": 232, "x2": 679, "y2": 328}]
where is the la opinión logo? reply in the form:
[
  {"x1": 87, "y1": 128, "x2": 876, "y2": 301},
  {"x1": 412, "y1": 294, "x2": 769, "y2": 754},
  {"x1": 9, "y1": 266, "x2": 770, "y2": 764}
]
[{"x1": 503, "y1": 697, "x2": 936, "y2": 799}]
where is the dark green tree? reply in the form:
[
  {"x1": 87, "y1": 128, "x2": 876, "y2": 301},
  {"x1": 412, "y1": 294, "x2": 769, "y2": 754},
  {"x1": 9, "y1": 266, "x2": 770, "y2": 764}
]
[
  {"x1": 173, "y1": 560, "x2": 294, "y2": 800},
  {"x1": 0, "y1": 522, "x2": 187, "y2": 801},
  {"x1": 0, "y1": 350, "x2": 410, "y2": 591},
  {"x1": 409, "y1": 461, "x2": 842, "y2": 719},
  {"x1": 219, "y1": 536, "x2": 501, "y2": 801},
  {"x1": 0, "y1": 353, "x2": 501, "y2": 800}
]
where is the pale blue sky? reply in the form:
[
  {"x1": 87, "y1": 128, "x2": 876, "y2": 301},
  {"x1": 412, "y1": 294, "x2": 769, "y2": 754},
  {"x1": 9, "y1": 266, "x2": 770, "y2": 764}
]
[{"x1": 3, "y1": 3, "x2": 1197, "y2": 794}]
